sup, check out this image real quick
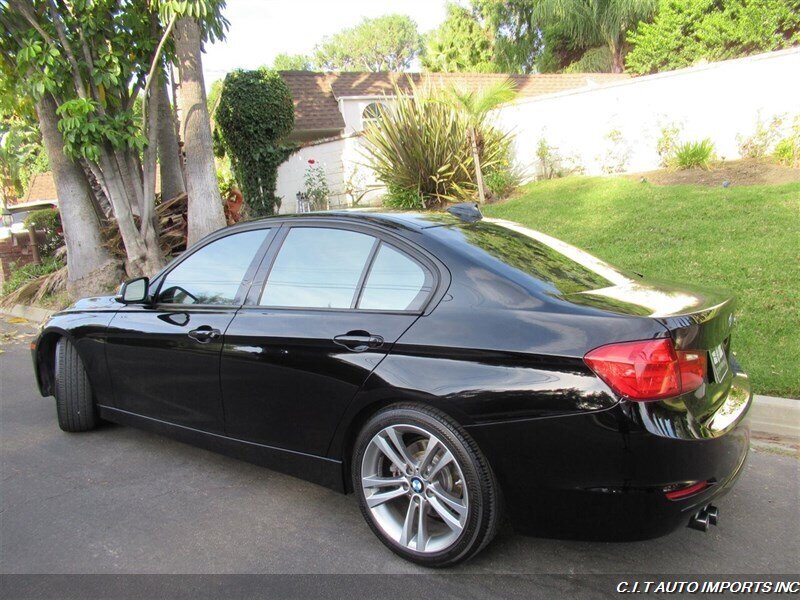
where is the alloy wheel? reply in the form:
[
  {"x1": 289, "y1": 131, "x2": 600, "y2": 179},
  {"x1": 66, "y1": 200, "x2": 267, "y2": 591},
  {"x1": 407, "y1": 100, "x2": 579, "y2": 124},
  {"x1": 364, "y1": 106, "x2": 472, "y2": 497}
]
[{"x1": 360, "y1": 424, "x2": 469, "y2": 554}]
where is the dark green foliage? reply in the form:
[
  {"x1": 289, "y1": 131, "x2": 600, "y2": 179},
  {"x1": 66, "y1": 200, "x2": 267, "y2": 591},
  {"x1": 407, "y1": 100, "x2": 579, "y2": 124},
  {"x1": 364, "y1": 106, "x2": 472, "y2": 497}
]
[
  {"x1": 24, "y1": 208, "x2": 63, "y2": 258},
  {"x1": 626, "y1": 0, "x2": 800, "y2": 74},
  {"x1": 215, "y1": 68, "x2": 296, "y2": 216}
]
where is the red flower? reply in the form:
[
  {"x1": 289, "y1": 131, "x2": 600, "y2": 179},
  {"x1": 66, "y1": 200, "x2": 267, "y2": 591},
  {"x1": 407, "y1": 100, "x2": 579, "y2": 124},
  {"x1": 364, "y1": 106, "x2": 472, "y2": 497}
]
[{"x1": 308, "y1": 159, "x2": 316, "y2": 165}]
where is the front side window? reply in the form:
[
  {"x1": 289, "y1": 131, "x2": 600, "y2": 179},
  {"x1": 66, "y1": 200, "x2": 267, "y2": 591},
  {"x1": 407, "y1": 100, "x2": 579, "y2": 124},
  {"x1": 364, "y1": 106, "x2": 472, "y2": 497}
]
[
  {"x1": 260, "y1": 227, "x2": 375, "y2": 309},
  {"x1": 158, "y1": 229, "x2": 269, "y2": 305},
  {"x1": 359, "y1": 244, "x2": 431, "y2": 311}
]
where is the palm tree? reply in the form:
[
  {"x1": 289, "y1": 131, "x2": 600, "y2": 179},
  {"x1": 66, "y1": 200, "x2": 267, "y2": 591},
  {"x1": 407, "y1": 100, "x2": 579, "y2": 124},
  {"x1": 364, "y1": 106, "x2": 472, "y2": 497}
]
[
  {"x1": 535, "y1": 0, "x2": 657, "y2": 73},
  {"x1": 446, "y1": 79, "x2": 517, "y2": 203}
]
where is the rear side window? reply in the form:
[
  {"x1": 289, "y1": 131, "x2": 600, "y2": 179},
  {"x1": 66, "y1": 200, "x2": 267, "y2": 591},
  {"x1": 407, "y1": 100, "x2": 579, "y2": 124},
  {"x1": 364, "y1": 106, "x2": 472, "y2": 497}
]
[
  {"x1": 158, "y1": 229, "x2": 269, "y2": 305},
  {"x1": 359, "y1": 243, "x2": 431, "y2": 311},
  {"x1": 260, "y1": 227, "x2": 375, "y2": 308}
]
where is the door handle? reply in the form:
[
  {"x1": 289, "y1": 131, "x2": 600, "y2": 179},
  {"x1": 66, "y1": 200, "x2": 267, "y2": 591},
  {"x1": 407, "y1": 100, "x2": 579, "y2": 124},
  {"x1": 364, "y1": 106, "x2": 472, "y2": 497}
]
[
  {"x1": 188, "y1": 327, "x2": 221, "y2": 343},
  {"x1": 333, "y1": 331, "x2": 384, "y2": 352}
]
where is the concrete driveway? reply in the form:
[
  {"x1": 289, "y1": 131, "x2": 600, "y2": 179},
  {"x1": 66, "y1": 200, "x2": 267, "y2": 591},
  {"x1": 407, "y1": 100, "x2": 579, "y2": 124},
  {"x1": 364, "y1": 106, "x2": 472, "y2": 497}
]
[{"x1": 1, "y1": 316, "x2": 798, "y2": 580}]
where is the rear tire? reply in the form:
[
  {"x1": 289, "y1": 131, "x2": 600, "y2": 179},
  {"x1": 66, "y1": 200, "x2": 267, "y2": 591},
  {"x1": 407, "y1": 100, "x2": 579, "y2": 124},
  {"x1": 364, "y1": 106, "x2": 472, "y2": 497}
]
[
  {"x1": 54, "y1": 337, "x2": 98, "y2": 432},
  {"x1": 352, "y1": 403, "x2": 501, "y2": 567}
]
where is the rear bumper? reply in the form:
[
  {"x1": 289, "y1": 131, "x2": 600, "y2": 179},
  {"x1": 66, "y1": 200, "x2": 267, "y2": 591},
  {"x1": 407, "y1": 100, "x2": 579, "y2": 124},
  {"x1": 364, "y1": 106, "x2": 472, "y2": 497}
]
[{"x1": 466, "y1": 368, "x2": 752, "y2": 541}]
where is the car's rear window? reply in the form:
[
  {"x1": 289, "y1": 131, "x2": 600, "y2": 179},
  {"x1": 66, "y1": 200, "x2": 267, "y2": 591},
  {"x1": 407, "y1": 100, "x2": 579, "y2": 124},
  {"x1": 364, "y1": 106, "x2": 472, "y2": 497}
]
[{"x1": 432, "y1": 219, "x2": 631, "y2": 296}]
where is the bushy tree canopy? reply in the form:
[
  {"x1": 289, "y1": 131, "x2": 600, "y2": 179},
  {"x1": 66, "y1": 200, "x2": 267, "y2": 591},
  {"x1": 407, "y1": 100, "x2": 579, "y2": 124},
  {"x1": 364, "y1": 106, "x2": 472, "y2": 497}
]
[
  {"x1": 626, "y1": 0, "x2": 800, "y2": 74},
  {"x1": 422, "y1": 4, "x2": 498, "y2": 73},
  {"x1": 272, "y1": 53, "x2": 311, "y2": 71},
  {"x1": 313, "y1": 15, "x2": 421, "y2": 71}
]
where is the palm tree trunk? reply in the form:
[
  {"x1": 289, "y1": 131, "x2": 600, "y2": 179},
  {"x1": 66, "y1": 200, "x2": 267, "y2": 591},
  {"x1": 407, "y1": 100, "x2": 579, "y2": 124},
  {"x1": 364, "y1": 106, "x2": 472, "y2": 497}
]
[
  {"x1": 610, "y1": 40, "x2": 625, "y2": 73},
  {"x1": 35, "y1": 95, "x2": 121, "y2": 298},
  {"x1": 173, "y1": 16, "x2": 226, "y2": 246},
  {"x1": 470, "y1": 128, "x2": 487, "y2": 204},
  {"x1": 156, "y1": 72, "x2": 186, "y2": 201}
]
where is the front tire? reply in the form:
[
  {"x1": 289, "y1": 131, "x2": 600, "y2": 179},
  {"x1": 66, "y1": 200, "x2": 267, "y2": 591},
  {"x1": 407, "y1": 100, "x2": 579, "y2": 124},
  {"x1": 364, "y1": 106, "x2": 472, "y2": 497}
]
[
  {"x1": 54, "y1": 337, "x2": 98, "y2": 432},
  {"x1": 352, "y1": 404, "x2": 500, "y2": 567}
]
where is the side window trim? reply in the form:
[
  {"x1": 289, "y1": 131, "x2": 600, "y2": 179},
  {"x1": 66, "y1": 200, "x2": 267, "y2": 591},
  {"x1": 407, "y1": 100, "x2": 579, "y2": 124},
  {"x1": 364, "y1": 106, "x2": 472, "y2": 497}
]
[
  {"x1": 350, "y1": 238, "x2": 381, "y2": 309},
  {"x1": 151, "y1": 227, "x2": 277, "y2": 308},
  {"x1": 246, "y1": 222, "x2": 438, "y2": 313}
]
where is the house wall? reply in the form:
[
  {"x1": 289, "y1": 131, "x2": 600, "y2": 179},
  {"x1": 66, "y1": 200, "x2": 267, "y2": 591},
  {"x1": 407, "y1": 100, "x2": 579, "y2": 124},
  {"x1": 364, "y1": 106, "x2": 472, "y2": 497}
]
[
  {"x1": 339, "y1": 97, "x2": 393, "y2": 135},
  {"x1": 275, "y1": 48, "x2": 800, "y2": 209},
  {"x1": 496, "y1": 48, "x2": 800, "y2": 178},
  {"x1": 275, "y1": 135, "x2": 384, "y2": 213}
]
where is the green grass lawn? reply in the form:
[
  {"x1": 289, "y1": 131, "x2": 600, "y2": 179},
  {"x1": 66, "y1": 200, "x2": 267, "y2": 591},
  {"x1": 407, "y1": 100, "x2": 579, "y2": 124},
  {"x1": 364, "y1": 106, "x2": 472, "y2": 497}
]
[{"x1": 483, "y1": 176, "x2": 800, "y2": 399}]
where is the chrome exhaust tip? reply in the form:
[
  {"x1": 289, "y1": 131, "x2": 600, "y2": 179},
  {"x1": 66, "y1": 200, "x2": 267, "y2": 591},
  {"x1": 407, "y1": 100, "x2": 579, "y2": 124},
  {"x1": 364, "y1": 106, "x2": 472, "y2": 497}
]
[{"x1": 688, "y1": 504, "x2": 719, "y2": 532}]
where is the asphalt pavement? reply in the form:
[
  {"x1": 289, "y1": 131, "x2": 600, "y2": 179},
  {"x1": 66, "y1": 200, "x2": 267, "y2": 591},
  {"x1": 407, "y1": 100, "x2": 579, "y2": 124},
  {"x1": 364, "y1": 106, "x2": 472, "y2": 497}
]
[{"x1": 1, "y1": 315, "x2": 798, "y2": 592}]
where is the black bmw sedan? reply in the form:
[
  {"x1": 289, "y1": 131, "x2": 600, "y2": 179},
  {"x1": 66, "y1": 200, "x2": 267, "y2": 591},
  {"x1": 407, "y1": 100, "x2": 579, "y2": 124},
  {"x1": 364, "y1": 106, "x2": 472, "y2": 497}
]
[{"x1": 31, "y1": 205, "x2": 751, "y2": 567}]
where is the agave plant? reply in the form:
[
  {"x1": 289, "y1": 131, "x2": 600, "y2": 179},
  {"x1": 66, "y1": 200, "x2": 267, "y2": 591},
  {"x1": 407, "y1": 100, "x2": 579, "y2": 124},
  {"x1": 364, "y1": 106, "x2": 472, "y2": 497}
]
[{"x1": 361, "y1": 83, "x2": 512, "y2": 208}]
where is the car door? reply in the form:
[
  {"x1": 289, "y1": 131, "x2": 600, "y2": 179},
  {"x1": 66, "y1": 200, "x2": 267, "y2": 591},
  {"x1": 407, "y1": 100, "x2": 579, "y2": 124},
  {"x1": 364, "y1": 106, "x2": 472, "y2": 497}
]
[
  {"x1": 221, "y1": 223, "x2": 438, "y2": 456},
  {"x1": 105, "y1": 227, "x2": 275, "y2": 434}
]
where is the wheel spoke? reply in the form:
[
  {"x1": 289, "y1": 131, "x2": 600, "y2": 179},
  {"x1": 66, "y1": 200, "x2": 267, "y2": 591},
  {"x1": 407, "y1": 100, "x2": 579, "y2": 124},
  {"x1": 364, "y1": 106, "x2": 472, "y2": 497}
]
[
  {"x1": 429, "y1": 485, "x2": 468, "y2": 518},
  {"x1": 373, "y1": 435, "x2": 410, "y2": 474},
  {"x1": 416, "y1": 497, "x2": 428, "y2": 551},
  {"x1": 427, "y1": 449, "x2": 454, "y2": 481},
  {"x1": 399, "y1": 498, "x2": 418, "y2": 547},
  {"x1": 361, "y1": 475, "x2": 405, "y2": 489},
  {"x1": 428, "y1": 495, "x2": 464, "y2": 533},
  {"x1": 385, "y1": 427, "x2": 416, "y2": 469},
  {"x1": 418, "y1": 437, "x2": 440, "y2": 474},
  {"x1": 365, "y1": 486, "x2": 407, "y2": 508}
]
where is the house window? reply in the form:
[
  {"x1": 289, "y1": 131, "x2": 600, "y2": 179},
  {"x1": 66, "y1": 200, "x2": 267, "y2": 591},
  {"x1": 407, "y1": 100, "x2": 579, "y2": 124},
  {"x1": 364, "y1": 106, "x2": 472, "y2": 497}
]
[{"x1": 361, "y1": 102, "x2": 386, "y2": 127}]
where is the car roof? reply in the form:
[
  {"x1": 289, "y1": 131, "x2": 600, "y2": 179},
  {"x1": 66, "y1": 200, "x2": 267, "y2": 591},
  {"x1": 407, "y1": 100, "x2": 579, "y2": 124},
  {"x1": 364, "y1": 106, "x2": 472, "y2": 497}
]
[{"x1": 236, "y1": 209, "x2": 465, "y2": 232}]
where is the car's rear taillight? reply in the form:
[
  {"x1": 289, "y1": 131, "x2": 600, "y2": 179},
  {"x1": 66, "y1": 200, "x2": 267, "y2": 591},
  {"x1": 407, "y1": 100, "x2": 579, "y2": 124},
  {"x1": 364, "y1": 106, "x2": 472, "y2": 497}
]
[{"x1": 584, "y1": 338, "x2": 706, "y2": 402}]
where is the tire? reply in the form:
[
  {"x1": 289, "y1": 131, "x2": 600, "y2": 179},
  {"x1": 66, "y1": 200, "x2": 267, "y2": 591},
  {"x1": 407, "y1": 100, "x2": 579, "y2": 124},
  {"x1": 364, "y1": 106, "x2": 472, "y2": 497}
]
[
  {"x1": 352, "y1": 403, "x2": 500, "y2": 567},
  {"x1": 54, "y1": 337, "x2": 98, "y2": 432}
]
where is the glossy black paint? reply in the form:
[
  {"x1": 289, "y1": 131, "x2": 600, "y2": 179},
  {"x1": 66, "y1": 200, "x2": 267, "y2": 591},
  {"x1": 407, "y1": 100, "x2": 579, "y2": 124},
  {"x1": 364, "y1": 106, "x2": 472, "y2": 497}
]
[{"x1": 32, "y1": 211, "x2": 752, "y2": 540}]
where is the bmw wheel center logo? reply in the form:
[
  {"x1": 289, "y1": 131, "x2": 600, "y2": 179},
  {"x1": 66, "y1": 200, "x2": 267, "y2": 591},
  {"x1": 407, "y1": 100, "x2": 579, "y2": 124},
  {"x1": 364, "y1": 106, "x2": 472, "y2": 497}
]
[{"x1": 410, "y1": 477, "x2": 424, "y2": 493}]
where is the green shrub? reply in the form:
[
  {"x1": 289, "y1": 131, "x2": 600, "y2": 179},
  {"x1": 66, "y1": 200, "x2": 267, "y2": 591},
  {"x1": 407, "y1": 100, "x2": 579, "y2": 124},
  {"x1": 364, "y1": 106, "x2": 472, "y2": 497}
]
[
  {"x1": 383, "y1": 184, "x2": 426, "y2": 210},
  {"x1": 484, "y1": 168, "x2": 519, "y2": 199},
  {"x1": 737, "y1": 114, "x2": 785, "y2": 159},
  {"x1": 656, "y1": 124, "x2": 682, "y2": 167},
  {"x1": 215, "y1": 68, "x2": 296, "y2": 216},
  {"x1": 23, "y1": 208, "x2": 62, "y2": 258},
  {"x1": 774, "y1": 117, "x2": 800, "y2": 168},
  {"x1": 362, "y1": 84, "x2": 512, "y2": 208},
  {"x1": 670, "y1": 139, "x2": 716, "y2": 170},
  {"x1": 2, "y1": 256, "x2": 64, "y2": 296},
  {"x1": 303, "y1": 161, "x2": 330, "y2": 210}
]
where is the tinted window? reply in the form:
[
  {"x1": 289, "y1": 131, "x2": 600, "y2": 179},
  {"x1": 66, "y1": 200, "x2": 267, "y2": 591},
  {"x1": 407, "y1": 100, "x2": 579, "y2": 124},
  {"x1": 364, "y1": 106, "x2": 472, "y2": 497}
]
[
  {"x1": 260, "y1": 228, "x2": 375, "y2": 308},
  {"x1": 359, "y1": 244, "x2": 431, "y2": 311},
  {"x1": 158, "y1": 229, "x2": 269, "y2": 305}
]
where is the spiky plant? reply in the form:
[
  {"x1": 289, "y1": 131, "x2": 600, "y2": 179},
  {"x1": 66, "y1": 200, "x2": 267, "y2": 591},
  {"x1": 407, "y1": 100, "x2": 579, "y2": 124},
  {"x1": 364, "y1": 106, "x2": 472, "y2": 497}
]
[{"x1": 361, "y1": 83, "x2": 512, "y2": 208}]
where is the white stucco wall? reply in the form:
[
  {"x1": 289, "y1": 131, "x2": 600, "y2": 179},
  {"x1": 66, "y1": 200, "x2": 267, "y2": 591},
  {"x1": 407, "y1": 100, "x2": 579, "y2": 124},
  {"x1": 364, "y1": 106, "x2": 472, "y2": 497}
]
[
  {"x1": 496, "y1": 48, "x2": 800, "y2": 178},
  {"x1": 275, "y1": 48, "x2": 800, "y2": 209},
  {"x1": 276, "y1": 135, "x2": 384, "y2": 213}
]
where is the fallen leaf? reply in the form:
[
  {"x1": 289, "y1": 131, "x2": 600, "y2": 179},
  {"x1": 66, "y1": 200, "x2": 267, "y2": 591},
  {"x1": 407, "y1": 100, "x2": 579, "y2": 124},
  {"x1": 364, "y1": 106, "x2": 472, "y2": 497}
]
[{"x1": 6, "y1": 317, "x2": 28, "y2": 324}]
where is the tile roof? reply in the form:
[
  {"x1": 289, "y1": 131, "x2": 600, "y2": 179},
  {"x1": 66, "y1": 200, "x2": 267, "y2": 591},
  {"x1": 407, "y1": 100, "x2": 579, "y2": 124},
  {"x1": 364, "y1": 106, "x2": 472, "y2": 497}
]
[
  {"x1": 279, "y1": 71, "x2": 630, "y2": 133},
  {"x1": 21, "y1": 171, "x2": 58, "y2": 204}
]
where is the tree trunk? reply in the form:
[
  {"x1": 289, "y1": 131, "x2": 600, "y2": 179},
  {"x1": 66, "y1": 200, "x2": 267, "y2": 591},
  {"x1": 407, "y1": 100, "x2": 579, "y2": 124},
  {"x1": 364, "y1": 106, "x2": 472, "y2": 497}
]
[
  {"x1": 156, "y1": 72, "x2": 186, "y2": 201},
  {"x1": 173, "y1": 16, "x2": 226, "y2": 246},
  {"x1": 35, "y1": 95, "x2": 121, "y2": 298},
  {"x1": 470, "y1": 128, "x2": 487, "y2": 204},
  {"x1": 611, "y1": 41, "x2": 625, "y2": 73}
]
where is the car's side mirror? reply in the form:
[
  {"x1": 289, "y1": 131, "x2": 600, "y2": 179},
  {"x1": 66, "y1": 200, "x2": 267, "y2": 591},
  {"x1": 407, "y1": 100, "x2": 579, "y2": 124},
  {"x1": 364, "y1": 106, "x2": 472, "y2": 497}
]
[{"x1": 116, "y1": 277, "x2": 150, "y2": 304}]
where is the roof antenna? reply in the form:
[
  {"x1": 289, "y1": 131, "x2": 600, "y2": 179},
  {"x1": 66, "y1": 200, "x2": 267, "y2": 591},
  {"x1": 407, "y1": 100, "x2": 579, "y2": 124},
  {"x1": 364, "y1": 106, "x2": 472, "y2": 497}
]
[{"x1": 446, "y1": 202, "x2": 483, "y2": 223}]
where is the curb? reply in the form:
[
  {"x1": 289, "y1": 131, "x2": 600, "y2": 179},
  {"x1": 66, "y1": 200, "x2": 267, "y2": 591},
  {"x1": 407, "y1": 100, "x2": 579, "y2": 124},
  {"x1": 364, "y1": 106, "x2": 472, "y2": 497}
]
[
  {"x1": 750, "y1": 395, "x2": 800, "y2": 440},
  {"x1": 2, "y1": 305, "x2": 798, "y2": 440},
  {"x1": 5, "y1": 304, "x2": 55, "y2": 323}
]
